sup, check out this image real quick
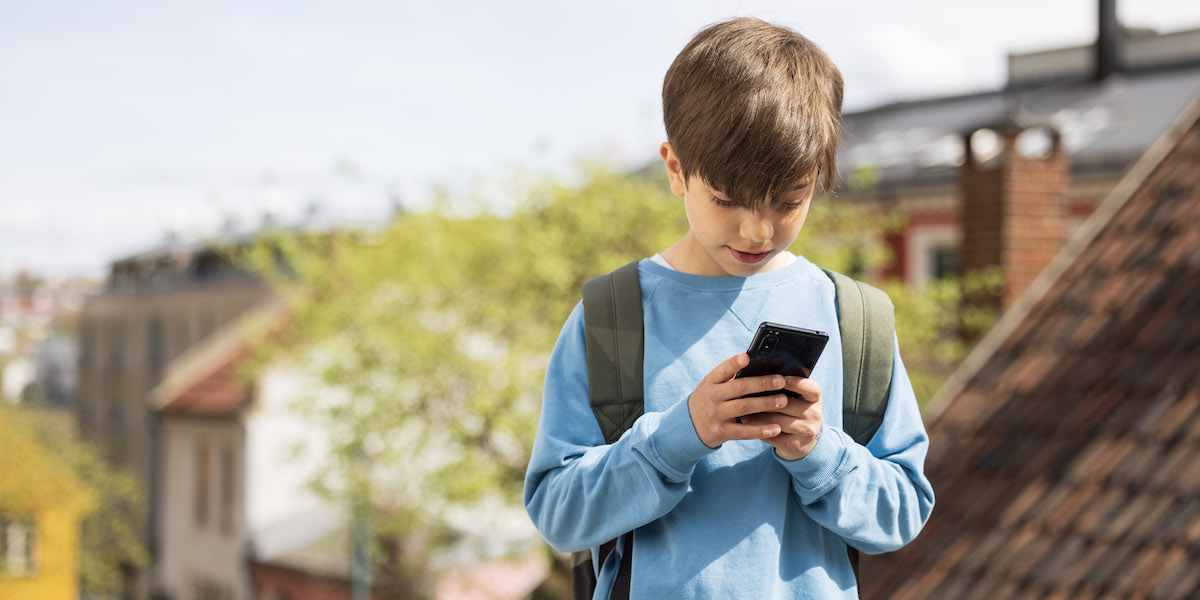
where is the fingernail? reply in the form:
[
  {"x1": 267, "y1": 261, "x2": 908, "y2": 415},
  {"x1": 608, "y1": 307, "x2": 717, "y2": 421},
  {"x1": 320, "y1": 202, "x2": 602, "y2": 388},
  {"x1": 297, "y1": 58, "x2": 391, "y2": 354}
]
[
  {"x1": 775, "y1": 395, "x2": 787, "y2": 407},
  {"x1": 774, "y1": 376, "x2": 785, "y2": 387}
]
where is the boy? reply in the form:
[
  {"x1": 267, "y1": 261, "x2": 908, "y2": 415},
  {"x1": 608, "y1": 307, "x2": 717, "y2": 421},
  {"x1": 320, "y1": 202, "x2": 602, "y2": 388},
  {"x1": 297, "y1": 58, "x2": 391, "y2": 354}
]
[{"x1": 524, "y1": 17, "x2": 933, "y2": 599}]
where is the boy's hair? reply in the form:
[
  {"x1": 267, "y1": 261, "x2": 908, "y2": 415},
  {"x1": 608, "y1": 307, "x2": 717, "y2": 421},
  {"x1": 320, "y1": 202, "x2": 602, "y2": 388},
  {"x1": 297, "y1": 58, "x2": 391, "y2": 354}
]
[{"x1": 663, "y1": 17, "x2": 844, "y2": 207}]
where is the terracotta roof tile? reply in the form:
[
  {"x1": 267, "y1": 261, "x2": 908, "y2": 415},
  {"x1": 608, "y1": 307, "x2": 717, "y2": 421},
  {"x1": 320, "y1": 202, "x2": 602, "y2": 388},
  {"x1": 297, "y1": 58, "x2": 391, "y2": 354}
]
[
  {"x1": 1058, "y1": 541, "x2": 1110, "y2": 591},
  {"x1": 1152, "y1": 499, "x2": 1199, "y2": 545},
  {"x1": 1030, "y1": 536, "x2": 1084, "y2": 588},
  {"x1": 926, "y1": 574, "x2": 969, "y2": 599},
  {"x1": 1152, "y1": 556, "x2": 1200, "y2": 599},
  {"x1": 860, "y1": 97, "x2": 1200, "y2": 599},
  {"x1": 1045, "y1": 482, "x2": 1100, "y2": 533},
  {"x1": 1147, "y1": 444, "x2": 1193, "y2": 491},
  {"x1": 1126, "y1": 544, "x2": 1175, "y2": 596},
  {"x1": 1178, "y1": 451, "x2": 1200, "y2": 495},
  {"x1": 958, "y1": 527, "x2": 1009, "y2": 574},
  {"x1": 1129, "y1": 495, "x2": 1177, "y2": 541},
  {"x1": 998, "y1": 478, "x2": 1048, "y2": 527},
  {"x1": 1088, "y1": 543, "x2": 1136, "y2": 590}
]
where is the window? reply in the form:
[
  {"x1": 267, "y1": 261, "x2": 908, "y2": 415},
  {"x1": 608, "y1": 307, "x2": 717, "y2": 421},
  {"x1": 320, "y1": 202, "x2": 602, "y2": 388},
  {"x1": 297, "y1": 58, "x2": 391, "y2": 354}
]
[
  {"x1": 906, "y1": 225, "x2": 961, "y2": 288},
  {"x1": 1, "y1": 517, "x2": 37, "y2": 577},
  {"x1": 932, "y1": 246, "x2": 960, "y2": 280},
  {"x1": 196, "y1": 438, "x2": 211, "y2": 528},
  {"x1": 219, "y1": 444, "x2": 235, "y2": 535}
]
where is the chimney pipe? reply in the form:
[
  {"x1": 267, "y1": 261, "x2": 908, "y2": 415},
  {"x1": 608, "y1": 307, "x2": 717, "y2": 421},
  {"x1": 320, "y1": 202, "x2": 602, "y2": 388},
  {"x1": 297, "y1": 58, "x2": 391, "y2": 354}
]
[{"x1": 1095, "y1": 0, "x2": 1121, "y2": 81}]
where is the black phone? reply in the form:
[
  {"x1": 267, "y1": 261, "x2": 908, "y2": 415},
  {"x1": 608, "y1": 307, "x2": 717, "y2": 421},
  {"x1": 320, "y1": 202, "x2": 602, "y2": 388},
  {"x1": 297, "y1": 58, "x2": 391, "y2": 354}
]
[{"x1": 735, "y1": 322, "x2": 829, "y2": 397}]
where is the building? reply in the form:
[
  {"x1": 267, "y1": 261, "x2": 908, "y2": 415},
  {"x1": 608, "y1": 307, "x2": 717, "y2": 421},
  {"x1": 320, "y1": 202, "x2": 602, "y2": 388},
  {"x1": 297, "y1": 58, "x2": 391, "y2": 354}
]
[
  {"x1": 840, "y1": 11, "x2": 1200, "y2": 299},
  {"x1": 859, "y1": 77, "x2": 1200, "y2": 598},
  {"x1": 149, "y1": 297, "x2": 349, "y2": 599},
  {"x1": 76, "y1": 241, "x2": 274, "y2": 598},
  {"x1": 78, "y1": 234, "x2": 397, "y2": 599},
  {"x1": 0, "y1": 408, "x2": 95, "y2": 600}
]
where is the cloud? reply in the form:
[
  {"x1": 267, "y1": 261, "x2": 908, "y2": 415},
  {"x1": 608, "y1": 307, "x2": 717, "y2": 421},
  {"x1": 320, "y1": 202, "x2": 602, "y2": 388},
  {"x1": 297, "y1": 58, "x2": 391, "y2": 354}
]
[{"x1": 841, "y1": 22, "x2": 999, "y2": 109}]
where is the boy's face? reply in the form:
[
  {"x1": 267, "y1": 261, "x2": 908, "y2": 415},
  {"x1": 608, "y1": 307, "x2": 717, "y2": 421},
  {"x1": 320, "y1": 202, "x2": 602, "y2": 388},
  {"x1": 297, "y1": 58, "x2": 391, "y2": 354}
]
[{"x1": 660, "y1": 143, "x2": 815, "y2": 277}]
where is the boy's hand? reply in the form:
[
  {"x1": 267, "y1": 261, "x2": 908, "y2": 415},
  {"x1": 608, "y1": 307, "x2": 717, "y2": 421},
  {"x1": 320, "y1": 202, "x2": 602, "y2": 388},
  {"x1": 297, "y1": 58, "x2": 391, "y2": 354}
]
[
  {"x1": 741, "y1": 376, "x2": 822, "y2": 461},
  {"x1": 688, "y1": 353, "x2": 789, "y2": 449}
]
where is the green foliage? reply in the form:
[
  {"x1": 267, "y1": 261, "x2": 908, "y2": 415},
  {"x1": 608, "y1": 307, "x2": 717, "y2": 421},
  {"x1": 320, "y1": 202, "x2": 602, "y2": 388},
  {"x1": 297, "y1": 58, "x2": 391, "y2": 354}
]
[
  {"x1": 4, "y1": 405, "x2": 148, "y2": 596},
  {"x1": 239, "y1": 164, "x2": 996, "y2": 583},
  {"x1": 237, "y1": 166, "x2": 684, "y2": 590},
  {"x1": 883, "y1": 268, "x2": 1003, "y2": 407}
]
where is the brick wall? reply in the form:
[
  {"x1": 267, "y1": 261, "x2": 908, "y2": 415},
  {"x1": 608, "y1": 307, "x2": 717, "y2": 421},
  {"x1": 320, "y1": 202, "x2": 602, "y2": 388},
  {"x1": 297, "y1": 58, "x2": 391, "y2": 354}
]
[{"x1": 960, "y1": 128, "x2": 1068, "y2": 307}]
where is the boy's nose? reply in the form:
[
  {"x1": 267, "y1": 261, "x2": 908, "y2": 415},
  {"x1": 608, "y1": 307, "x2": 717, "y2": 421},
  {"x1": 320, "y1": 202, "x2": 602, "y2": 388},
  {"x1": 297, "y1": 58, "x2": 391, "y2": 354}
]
[{"x1": 740, "y1": 213, "x2": 773, "y2": 244}]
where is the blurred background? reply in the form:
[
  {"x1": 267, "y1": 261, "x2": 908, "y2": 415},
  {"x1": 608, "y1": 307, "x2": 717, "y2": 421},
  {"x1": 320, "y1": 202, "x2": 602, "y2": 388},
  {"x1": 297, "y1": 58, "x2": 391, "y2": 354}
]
[{"x1": 3, "y1": 0, "x2": 1200, "y2": 599}]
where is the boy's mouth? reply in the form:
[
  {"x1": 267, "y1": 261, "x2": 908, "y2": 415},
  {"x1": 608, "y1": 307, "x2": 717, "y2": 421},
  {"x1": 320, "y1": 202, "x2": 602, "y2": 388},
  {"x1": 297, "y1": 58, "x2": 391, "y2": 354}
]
[{"x1": 728, "y1": 247, "x2": 771, "y2": 264}]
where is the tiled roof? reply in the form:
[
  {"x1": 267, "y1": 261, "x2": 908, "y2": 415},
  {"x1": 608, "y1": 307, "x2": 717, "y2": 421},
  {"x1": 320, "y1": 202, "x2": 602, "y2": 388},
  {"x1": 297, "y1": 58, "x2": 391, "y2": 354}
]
[
  {"x1": 157, "y1": 345, "x2": 253, "y2": 417},
  {"x1": 153, "y1": 297, "x2": 287, "y2": 417},
  {"x1": 840, "y1": 64, "x2": 1200, "y2": 187},
  {"x1": 861, "y1": 93, "x2": 1200, "y2": 599}
]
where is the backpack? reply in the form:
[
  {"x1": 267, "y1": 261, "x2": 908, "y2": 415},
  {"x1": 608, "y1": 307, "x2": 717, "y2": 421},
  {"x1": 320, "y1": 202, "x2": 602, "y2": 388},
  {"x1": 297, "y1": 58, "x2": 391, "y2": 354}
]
[{"x1": 572, "y1": 261, "x2": 895, "y2": 600}]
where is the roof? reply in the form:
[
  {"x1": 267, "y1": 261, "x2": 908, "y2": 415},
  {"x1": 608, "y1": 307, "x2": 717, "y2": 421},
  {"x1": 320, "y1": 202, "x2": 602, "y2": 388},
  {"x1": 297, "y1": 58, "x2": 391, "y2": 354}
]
[
  {"x1": 250, "y1": 505, "x2": 350, "y2": 579},
  {"x1": 859, "y1": 91, "x2": 1200, "y2": 598},
  {"x1": 152, "y1": 296, "x2": 288, "y2": 417},
  {"x1": 840, "y1": 63, "x2": 1200, "y2": 190}
]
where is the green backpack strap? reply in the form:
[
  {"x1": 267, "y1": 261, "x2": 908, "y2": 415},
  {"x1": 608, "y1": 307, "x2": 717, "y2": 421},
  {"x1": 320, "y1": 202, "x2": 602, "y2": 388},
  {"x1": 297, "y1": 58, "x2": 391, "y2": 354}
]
[
  {"x1": 582, "y1": 261, "x2": 645, "y2": 444},
  {"x1": 823, "y1": 268, "x2": 897, "y2": 596},
  {"x1": 578, "y1": 261, "x2": 643, "y2": 600},
  {"x1": 822, "y1": 269, "x2": 894, "y2": 446}
]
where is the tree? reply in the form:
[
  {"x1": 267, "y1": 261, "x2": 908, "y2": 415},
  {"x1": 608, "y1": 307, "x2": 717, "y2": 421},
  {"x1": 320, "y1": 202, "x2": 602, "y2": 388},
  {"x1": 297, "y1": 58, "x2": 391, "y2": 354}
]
[
  {"x1": 239, "y1": 164, "x2": 995, "y2": 595},
  {"x1": 2, "y1": 404, "x2": 148, "y2": 597}
]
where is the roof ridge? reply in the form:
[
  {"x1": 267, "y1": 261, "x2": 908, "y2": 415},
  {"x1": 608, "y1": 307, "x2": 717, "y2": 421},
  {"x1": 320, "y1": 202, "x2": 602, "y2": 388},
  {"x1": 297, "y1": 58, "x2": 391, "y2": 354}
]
[
  {"x1": 150, "y1": 295, "x2": 288, "y2": 412},
  {"x1": 923, "y1": 90, "x2": 1200, "y2": 425}
]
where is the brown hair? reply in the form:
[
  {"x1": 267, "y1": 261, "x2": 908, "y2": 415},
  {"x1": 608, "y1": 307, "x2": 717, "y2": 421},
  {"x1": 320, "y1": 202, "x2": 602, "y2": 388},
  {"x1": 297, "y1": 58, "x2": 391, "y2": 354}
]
[{"x1": 662, "y1": 17, "x2": 844, "y2": 207}]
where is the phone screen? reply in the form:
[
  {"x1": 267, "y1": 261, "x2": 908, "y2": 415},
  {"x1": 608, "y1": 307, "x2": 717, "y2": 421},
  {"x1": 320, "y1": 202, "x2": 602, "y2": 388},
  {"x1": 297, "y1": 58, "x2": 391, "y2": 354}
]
[{"x1": 735, "y1": 322, "x2": 829, "y2": 397}]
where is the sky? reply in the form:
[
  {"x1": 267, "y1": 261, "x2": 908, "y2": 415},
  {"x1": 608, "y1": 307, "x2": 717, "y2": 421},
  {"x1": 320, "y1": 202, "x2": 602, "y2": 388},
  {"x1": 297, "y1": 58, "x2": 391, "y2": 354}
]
[{"x1": 3, "y1": 0, "x2": 1200, "y2": 279}]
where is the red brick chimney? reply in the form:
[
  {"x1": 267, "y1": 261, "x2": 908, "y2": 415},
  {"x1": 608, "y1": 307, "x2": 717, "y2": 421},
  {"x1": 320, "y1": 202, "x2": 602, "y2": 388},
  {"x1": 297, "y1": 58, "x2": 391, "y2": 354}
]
[{"x1": 959, "y1": 125, "x2": 1068, "y2": 308}]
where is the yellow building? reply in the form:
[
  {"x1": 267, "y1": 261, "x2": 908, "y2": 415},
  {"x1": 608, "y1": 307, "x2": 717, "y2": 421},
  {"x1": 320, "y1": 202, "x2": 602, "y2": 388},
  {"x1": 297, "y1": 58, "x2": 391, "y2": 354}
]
[{"x1": 0, "y1": 410, "x2": 95, "y2": 600}]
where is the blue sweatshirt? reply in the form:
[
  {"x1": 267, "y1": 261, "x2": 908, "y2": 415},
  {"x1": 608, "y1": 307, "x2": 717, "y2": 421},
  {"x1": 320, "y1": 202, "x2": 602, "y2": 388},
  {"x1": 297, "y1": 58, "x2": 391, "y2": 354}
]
[{"x1": 523, "y1": 257, "x2": 934, "y2": 599}]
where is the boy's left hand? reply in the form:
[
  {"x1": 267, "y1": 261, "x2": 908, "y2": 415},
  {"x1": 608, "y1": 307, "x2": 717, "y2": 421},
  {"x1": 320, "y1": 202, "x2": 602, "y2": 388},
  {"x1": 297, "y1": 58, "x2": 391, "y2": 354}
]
[{"x1": 741, "y1": 376, "x2": 821, "y2": 461}]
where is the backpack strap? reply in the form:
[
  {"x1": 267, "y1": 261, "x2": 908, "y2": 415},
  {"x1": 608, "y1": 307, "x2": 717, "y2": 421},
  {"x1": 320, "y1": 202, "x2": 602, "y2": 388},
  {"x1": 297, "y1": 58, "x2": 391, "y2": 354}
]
[
  {"x1": 577, "y1": 261, "x2": 643, "y2": 599},
  {"x1": 822, "y1": 268, "x2": 894, "y2": 446},
  {"x1": 823, "y1": 268, "x2": 895, "y2": 599},
  {"x1": 582, "y1": 261, "x2": 645, "y2": 443}
]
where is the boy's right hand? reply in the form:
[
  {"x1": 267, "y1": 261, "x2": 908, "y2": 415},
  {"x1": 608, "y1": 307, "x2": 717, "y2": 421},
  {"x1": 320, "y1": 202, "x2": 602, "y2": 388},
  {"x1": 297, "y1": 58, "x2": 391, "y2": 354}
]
[{"x1": 688, "y1": 353, "x2": 788, "y2": 448}]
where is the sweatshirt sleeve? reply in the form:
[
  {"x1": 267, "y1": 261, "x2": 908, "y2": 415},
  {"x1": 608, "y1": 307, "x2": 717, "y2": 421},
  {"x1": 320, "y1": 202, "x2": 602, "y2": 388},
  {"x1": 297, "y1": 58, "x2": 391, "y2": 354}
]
[
  {"x1": 523, "y1": 303, "x2": 716, "y2": 552},
  {"x1": 777, "y1": 336, "x2": 935, "y2": 554}
]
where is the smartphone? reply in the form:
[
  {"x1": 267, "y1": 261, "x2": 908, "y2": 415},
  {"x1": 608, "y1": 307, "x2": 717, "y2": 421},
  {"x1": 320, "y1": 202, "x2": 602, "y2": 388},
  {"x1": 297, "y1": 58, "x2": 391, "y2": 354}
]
[{"x1": 735, "y1": 322, "x2": 829, "y2": 397}]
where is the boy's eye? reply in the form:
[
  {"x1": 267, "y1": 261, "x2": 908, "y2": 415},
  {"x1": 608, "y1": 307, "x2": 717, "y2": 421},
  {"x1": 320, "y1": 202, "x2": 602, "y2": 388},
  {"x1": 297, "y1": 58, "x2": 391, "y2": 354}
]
[
  {"x1": 780, "y1": 202, "x2": 804, "y2": 212},
  {"x1": 712, "y1": 196, "x2": 739, "y2": 208}
]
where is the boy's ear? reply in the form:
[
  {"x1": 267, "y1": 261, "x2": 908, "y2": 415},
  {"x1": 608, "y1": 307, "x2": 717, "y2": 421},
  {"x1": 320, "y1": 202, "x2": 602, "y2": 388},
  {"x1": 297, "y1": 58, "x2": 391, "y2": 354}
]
[{"x1": 660, "y1": 142, "x2": 687, "y2": 198}]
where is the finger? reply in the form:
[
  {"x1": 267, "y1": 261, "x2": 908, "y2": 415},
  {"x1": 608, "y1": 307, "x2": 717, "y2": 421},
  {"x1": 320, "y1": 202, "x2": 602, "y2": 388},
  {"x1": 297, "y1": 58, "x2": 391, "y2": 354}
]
[
  {"x1": 785, "y1": 377, "x2": 822, "y2": 403},
  {"x1": 705, "y1": 353, "x2": 750, "y2": 384},
  {"x1": 742, "y1": 411, "x2": 797, "y2": 429},
  {"x1": 724, "y1": 373, "x2": 786, "y2": 400},
  {"x1": 769, "y1": 396, "x2": 823, "y2": 420},
  {"x1": 722, "y1": 421, "x2": 782, "y2": 440},
  {"x1": 720, "y1": 394, "x2": 788, "y2": 422}
]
